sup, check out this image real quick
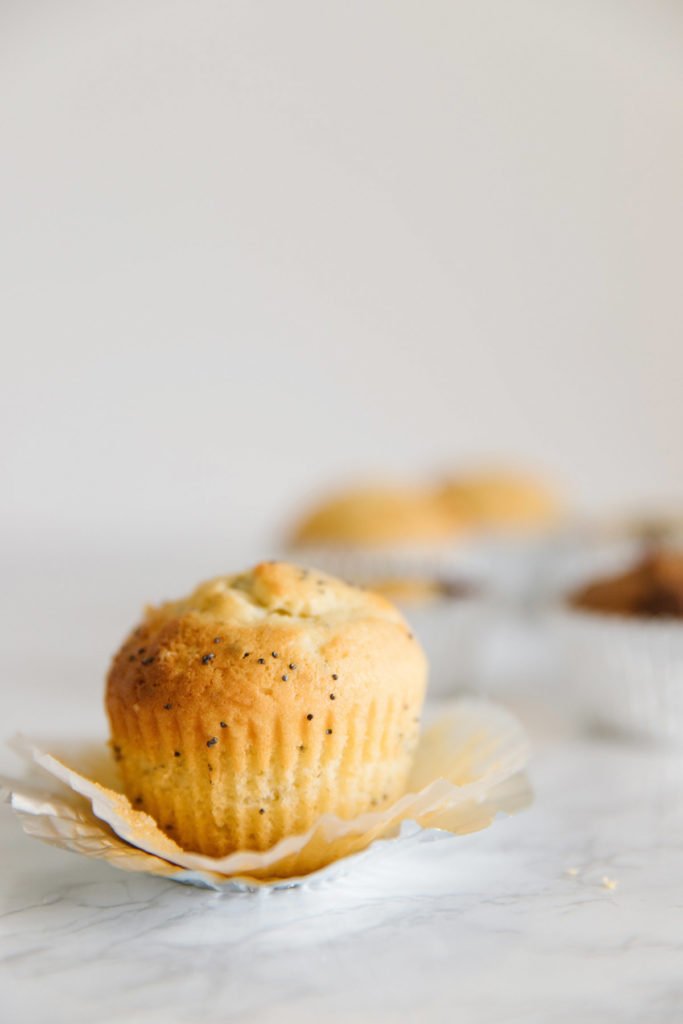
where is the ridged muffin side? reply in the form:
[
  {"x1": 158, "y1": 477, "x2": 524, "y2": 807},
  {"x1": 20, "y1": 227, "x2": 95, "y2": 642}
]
[{"x1": 106, "y1": 562, "x2": 427, "y2": 858}]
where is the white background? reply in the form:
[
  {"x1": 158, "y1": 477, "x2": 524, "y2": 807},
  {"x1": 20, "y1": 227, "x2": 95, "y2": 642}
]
[{"x1": 2, "y1": 0, "x2": 683, "y2": 551}]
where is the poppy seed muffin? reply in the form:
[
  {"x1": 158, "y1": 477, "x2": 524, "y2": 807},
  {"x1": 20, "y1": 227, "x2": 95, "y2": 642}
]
[{"x1": 105, "y1": 561, "x2": 427, "y2": 858}]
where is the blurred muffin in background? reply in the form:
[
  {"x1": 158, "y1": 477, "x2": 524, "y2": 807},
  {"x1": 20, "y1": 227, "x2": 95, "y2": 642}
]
[
  {"x1": 291, "y1": 485, "x2": 461, "y2": 548},
  {"x1": 288, "y1": 468, "x2": 563, "y2": 696},
  {"x1": 550, "y1": 549, "x2": 683, "y2": 743},
  {"x1": 536, "y1": 508, "x2": 683, "y2": 603},
  {"x1": 289, "y1": 482, "x2": 468, "y2": 613},
  {"x1": 289, "y1": 483, "x2": 478, "y2": 693},
  {"x1": 571, "y1": 550, "x2": 683, "y2": 618},
  {"x1": 437, "y1": 469, "x2": 561, "y2": 532},
  {"x1": 288, "y1": 467, "x2": 562, "y2": 600},
  {"x1": 289, "y1": 482, "x2": 491, "y2": 697}
]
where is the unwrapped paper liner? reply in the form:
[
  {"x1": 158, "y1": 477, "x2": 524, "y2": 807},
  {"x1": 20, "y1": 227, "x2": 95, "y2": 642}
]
[{"x1": 3, "y1": 699, "x2": 530, "y2": 890}]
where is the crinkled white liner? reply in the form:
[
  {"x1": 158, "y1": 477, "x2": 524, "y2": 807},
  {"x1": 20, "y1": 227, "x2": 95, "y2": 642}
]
[
  {"x1": 289, "y1": 533, "x2": 554, "y2": 601},
  {"x1": 285, "y1": 543, "x2": 470, "y2": 591},
  {"x1": 3, "y1": 699, "x2": 530, "y2": 891},
  {"x1": 533, "y1": 528, "x2": 644, "y2": 604}
]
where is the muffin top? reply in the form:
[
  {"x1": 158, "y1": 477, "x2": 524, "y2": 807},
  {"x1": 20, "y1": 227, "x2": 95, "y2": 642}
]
[
  {"x1": 571, "y1": 551, "x2": 683, "y2": 618},
  {"x1": 149, "y1": 560, "x2": 407, "y2": 627},
  {"x1": 438, "y1": 470, "x2": 560, "y2": 529},
  {"x1": 107, "y1": 561, "x2": 427, "y2": 722},
  {"x1": 291, "y1": 486, "x2": 461, "y2": 547}
]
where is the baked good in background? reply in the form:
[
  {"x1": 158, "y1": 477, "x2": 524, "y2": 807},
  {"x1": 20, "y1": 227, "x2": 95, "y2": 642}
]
[
  {"x1": 536, "y1": 509, "x2": 683, "y2": 602},
  {"x1": 571, "y1": 550, "x2": 683, "y2": 618},
  {"x1": 550, "y1": 547, "x2": 683, "y2": 743},
  {"x1": 291, "y1": 485, "x2": 461, "y2": 548},
  {"x1": 291, "y1": 470, "x2": 560, "y2": 551},
  {"x1": 288, "y1": 468, "x2": 560, "y2": 597},
  {"x1": 287, "y1": 468, "x2": 561, "y2": 696},
  {"x1": 437, "y1": 469, "x2": 560, "y2": 531},
  {"x1": 106, "y1": 561, "x2": 427, "y2": 857}
]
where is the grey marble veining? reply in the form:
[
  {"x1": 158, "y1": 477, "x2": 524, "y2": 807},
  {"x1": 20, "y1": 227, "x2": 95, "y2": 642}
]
[{"x1": 3, "y1": 734, "x2": 683, "y2": 1024}]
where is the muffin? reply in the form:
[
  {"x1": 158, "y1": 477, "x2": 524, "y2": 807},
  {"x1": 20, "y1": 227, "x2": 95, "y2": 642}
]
[
  {"x1": 550, "y1": 550, "x2": 683, "y2": 742},
  {"x1": 291, "y1": 485, "x2": 461, "y2": 548},
  {"x1": 571, "y1": 551, "x2": 683, "y2": 617},
  {"x1": 106, "y1": 561, "x2": 427, "y2": 857},
  {"x1": 438, "y1": 470, "x2": 560, "y2": 531}
]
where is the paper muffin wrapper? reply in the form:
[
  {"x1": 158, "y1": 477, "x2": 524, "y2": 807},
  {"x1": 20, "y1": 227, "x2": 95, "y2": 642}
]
[
  {"x1": 284, "y1": 542, "x2": 470, "y2": 592},
  {"x1": 110, "y1": 684, "x2": 420, "y2": 858},
  {"x1": 548, "y1": 605, "x2": 683, "y2": 742},
  {"x1": 288, "y1": 531, "x2": 557, "y2": 604},
  {"x1": 400, "y1": 597, "x2": 497, "y2": 697},
  {"x1": 532, "y1": 526, "x2": 645, "y2": 604},
  {"x1": 378, "y1": 593, "x2": 547, "y2": 703},
  {"x1": 3, "y1": 699, "x2": 530, "y2": 890}
]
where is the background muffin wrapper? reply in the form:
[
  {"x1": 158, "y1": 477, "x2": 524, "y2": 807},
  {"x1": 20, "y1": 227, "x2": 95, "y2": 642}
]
[
  {"x1": 548, "y1": 605, "x2": 683, "y2": 742},
  {"x1": 4, "y1": 698, "x2": 530, "y2": 889},
  {"x1": 290, "y1": 531, "x2": 559, "y2": 603},
  {"x1": 400, "y1": 596, "x2": 498, "y2": 697}
]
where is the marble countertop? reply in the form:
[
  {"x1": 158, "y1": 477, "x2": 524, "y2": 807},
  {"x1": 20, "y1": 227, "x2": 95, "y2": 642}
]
[{"x1": 2, "y1": 540, "x2": 683, "y2": 1023}]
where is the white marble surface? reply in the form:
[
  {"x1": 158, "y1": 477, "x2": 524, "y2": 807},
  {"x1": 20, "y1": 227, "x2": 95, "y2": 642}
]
[{"x1": 2, "y1": 539, "x2": 683, "y2": 1024}]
